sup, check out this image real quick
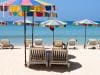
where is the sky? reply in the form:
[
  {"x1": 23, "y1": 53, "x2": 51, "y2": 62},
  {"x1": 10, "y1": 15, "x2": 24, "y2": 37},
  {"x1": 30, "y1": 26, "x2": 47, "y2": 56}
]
[{"x1": 0, "y1": 0, "x2": 100, "y2": 21}]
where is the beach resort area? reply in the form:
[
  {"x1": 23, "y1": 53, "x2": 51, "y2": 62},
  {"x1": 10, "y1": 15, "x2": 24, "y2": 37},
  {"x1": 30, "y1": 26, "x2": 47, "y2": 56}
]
[{"x1": 0, "y1": 0, "x2": 100, "y2": 75}]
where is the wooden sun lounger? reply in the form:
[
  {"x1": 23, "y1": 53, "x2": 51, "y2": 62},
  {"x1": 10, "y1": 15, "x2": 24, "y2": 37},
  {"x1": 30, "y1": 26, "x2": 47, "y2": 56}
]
[
  {"x1": 49, "y1": 47, "x2": 70, "y2": 70},
  {"x1": 86, "y1": 39, "x2": 98, "y2": 49},
  {"x1": 28, "y1": 47, "x2": 48, "y2": 67},
  {"x1": 0, "y1": 39, "x2": 14, "y2": 49},
  {"x1": 67, "y1": 38, "x2": 77, "y2": 49},
  {"x1": 49, "y1": 40, "x2": 70, "y2": 70},
  {"x1": 27, "y1": 39, "x2": 48, "y2": 67}
]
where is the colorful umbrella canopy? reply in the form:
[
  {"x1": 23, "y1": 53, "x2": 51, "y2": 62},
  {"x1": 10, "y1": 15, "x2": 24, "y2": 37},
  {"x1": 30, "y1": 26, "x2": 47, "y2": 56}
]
[
  {"x1": 0, "y1": 0, "x2": 15, "y2": 5},
  {"x1": 73, "y1": 21, "x2": 80, "y2": 25},
  {"x1": 0, "y1": 0, "x2": 55, "y2": 17},
  {"x1": 74, "y1": 19, "x2": 98, "y2": 48},
  {"x1": 35, "y1": 0, "x2": 52, "y2": 6},
  {"x1": 0, "y1": 0, "x2": 52, "y2": 6},
  {"x1": 41, "y1": 20, "x2": 67, "y2": 27},
  {"x1": 14, "y1": 19, "x2": 38, "y2": 25},
  {"x1": 75, "y1": 19, "x2": 98, "y2": 26},
  {"x1": 40, "y1": 19, "x2": 67, "y2": 46},
  {"x1": 15, "y1": 19, "x2": 32, "y2": 23}
]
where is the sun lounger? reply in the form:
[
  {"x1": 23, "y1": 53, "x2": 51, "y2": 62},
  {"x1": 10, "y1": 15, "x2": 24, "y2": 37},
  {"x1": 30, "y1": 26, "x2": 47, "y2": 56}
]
[
  {"x1": 86, "y1": 39, "x2": 98, "y2": 49},
  {"x1": 0, "y1": 39, "x2": 14, "y2": 49},
  {"x1": 49, "y1": 40, "x2": 70, "y2": 70},
  {"x1": 28, "y1": 39, "x2": 48, "y2": 67},
  {"x1": 49, "y1": 48, "x2": 70, "y2": 70},
  {"x1": 67, "y1": 38, "x2": 77, "y2": 49},
  {"x1": 26, "y1": 39, "x2": 32, "y2": 48},
  {"x1": 28, "y1": 47, "x2": 48, "y2": 67}
]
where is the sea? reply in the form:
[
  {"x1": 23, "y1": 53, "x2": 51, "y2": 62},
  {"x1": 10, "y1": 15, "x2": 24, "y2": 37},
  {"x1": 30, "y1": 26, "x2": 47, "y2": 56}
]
[{"x1": 0, "y1": 21, "x2": 100, "y2": 45}]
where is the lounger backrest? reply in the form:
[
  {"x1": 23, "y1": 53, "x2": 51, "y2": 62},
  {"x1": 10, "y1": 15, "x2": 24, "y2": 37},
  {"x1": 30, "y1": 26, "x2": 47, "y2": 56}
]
[
  {"x1": 89, "y1": 41, "x2": 97, "y2": 45},
  {"x1": 68, "y1": 40, "x2": 76, "y2": 46},
  {"x1": 54, "y1": 40, "x2": 63, "y2": 48},
  {"x1": 1, "y1": 39, "x2": 10, "y2": 46},
  {"x1": 30, "y1": 47, "x2": 46, "y2": 60},
  {"x1": 98, "y1": 40, "x2": 100, "y2": 44},
  {"x1": 88, "y1": 40, "x2": 98, "y2": 45},
  {"x1": 52, "y1": 48, "x2": 68, "y2": 61},
  {"x1": 34, "y1": 39, "x2": 43, "y2": 47},
  {"x1": 26, "y1": 39, "x2": 32, "y2": 47}
]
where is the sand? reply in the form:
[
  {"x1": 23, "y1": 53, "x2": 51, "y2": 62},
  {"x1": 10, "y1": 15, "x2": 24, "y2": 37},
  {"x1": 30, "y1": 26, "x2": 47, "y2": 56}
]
[{"x1": 0, "y1": 45, "x2": 100, "y2": 75}]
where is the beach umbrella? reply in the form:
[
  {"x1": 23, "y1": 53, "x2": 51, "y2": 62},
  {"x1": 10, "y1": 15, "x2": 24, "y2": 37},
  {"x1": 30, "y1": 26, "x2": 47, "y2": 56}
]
[
  {"x1": 0, "y1": 0, "x2": 52, "y2": 5},
  {"x1": 0, "y1": 0, "x2": 54, "y2": 66},
  {"x1": 14, "y1": 19, "x2": 38, "y2": 25},
  {"x1": 73, "y1": 21, "x2": 80, "y2": 25},
  {"x1": 74, "y1": 19, "x2": 98, "y2": 48},
  {"x1": 0, "y1": 0, "x2": 15, "y2": 16},
  {"x1": 40, "y1": 19, "x2": 67, "y2": 46}
]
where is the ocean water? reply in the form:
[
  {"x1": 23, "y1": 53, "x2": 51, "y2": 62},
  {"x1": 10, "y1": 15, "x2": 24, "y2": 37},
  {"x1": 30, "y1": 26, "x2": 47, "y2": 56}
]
[{"x1": 0, "y1": 21, "x2": 100, "y2": 45}]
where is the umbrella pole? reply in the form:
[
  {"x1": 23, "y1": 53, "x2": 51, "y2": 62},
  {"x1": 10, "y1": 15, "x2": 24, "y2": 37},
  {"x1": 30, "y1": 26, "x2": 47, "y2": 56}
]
[
  {"x1": 24, "y1": 11, "x2": 27, "y2": 67},
  {"x1": 32, "y1": 13, "x2": 34, "y2": 47},
  {"x1": 32, "y1": 25, "x2": 34, "y2": 47},
  {"x1": 84, "y1": 26, "x2": 87, "y2": 48},
  {"x1": 53, "y1": 30, "x2": 54, "y2": 47}
]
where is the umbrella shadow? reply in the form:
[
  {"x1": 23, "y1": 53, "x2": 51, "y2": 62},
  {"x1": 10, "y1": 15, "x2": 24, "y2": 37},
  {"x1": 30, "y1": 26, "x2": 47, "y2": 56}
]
[{"x1": 29, "y1": 61, "x2": 82, "y2": 73}]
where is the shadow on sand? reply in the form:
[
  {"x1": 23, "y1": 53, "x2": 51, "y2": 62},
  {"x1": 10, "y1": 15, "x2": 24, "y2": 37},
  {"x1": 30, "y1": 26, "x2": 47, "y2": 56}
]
[
  {"x1": 0, "y1": 48, "x2": 21, "y2": 50},
  {"x1": 68, "y1": 54, "x2": 76, "y2": 60},
  {"x1": 28, "y1": 61, "x2": 82, "y2": 73}
]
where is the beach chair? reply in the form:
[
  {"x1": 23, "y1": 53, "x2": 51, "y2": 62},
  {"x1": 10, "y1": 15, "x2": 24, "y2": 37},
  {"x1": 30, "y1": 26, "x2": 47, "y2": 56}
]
[
  {"x1": 0, "y1": 39, "x2": 14, "y2": 49},
  {"x1": 49, "y1": 40, "x2": 70, "y2": 70},
  {"x1": 28, "y1": 39, "x2": 48, "y2": 67},
  {"x1": 86, "y1": 39, "x2": 98, "y2": 49},
  {"x1": 26, "y1": 39, "x2": 32, "y2": 48},
  {"x1": 67, "y1": 38, "x2": 77, "y2": 49},
  {"x1": 49, "y1": 47, "x2": 70, "y2": 70}
]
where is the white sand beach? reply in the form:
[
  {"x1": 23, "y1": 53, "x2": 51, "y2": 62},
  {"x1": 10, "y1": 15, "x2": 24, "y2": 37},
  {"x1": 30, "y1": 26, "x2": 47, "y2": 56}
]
[{"x1": 0, "y1": 45, "x2": 100, "y2": 75}]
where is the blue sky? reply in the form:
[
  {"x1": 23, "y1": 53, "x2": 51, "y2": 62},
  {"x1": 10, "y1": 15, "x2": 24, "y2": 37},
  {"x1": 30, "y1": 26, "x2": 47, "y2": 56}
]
[
  {"x1": 47, "y1": 0, "x2": 100, "y2": 21},
  {"x1": 0, "y1": 0, "x2": 100, "y2": 21}
]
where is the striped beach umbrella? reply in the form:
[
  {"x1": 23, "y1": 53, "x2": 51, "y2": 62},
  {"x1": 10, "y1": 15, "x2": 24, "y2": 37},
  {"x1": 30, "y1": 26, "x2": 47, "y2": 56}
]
[
  {"x1": 14, "y1": 19, "x2": 38, "y2": 25},
  {"x1": 74, "y1": 19, "x2": 98, "y2": 48},
  {"x1": 41, "y1": 20, "x2": 67, "y2": 27},
  {"x1": 40, "y1": 19, "x2": 67, "y2": 46},
  {"x1": 0, "y1": 0, "x2": 15, "y2": 16},
  {"x1": 0, "y1": 0, "x2": 52, "y2": 5},
  {"x1": 0, "y1": 0, "x2": 15, "y2": 5},
  {"x1": 0, "y1": 0, "x2": 54, "y2": 66}
]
